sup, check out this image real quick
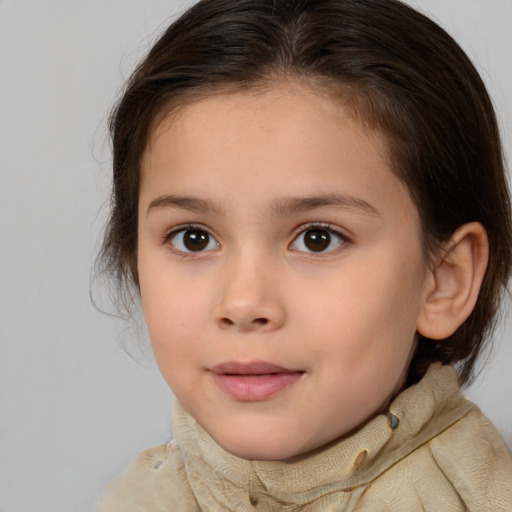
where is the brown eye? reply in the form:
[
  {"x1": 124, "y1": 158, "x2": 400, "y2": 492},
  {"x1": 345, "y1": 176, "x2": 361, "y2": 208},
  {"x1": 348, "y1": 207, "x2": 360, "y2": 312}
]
[
  {"x1": 291, "y1": 226, "x2": 345, "y2": 253},
  {"x1": 304, "y1": 229, "x2": 331, "y2": 252},
  {"x1": 170, "y1": 228, "x2": 219, "y2": 253}
]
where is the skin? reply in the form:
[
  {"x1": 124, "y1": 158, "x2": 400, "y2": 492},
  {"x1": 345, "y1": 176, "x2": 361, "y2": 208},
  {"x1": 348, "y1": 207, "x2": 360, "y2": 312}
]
[{"x1": 137, "y1": 82, "x2": 436, "y2": 461}]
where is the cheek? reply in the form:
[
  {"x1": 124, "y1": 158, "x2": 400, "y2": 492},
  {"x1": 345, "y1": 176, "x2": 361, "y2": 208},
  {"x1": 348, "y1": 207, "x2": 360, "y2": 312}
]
[
  {"x1": 297, "y1": 251, "x2": 425, "y2": 362},
  {"x1": 143, "y1": 288, "x2": 202, "y2": 344},
  {"x1": 142, "y1": 291, "x2": 205, "y2": 395},
  {"x1": 138, "y1": 267, "x2": 209, "y2": 371}
]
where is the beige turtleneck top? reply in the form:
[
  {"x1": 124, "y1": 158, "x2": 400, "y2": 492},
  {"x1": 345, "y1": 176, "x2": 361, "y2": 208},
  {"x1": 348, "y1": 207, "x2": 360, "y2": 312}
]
[{"x1": 97, "y1": 364, "x2": 512, "y2": 511}]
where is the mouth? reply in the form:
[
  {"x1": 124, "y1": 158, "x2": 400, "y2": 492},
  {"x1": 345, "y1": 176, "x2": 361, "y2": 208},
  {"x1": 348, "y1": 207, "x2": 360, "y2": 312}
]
[{"x1": 210, "y1": 361, "x2": 305, "y2": 401}]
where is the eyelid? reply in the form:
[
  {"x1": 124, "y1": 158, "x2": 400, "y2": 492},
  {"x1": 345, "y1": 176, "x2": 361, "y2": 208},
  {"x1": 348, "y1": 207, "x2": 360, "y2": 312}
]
[
  {"x1": 290, "y1": 222, "x2": 350, "y2": 240},
  {"x1": 162, "y1": 221, "x2": 213, "y2": 237}
]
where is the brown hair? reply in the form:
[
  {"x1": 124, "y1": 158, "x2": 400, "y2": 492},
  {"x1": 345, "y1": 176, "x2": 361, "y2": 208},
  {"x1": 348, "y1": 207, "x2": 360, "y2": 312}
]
[{"x1": 99, "y1": 0, "x2": 512, "y2": 384}]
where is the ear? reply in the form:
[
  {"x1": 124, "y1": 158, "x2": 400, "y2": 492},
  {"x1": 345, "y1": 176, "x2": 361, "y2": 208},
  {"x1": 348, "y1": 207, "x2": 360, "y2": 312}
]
[{"x1": 416, "y1": 222, "x2": 489, "y2": 340}]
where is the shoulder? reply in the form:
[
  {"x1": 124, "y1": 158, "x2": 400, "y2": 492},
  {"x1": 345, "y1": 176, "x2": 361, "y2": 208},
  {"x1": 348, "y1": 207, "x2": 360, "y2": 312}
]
[
  {"x1": 428, "y1": 404, "x2": 512, "y2": 511},
  {"x1": 96, "y1": 441, "x2": 200, "y2": 512},
  {"x1": 360, "y1": 403, "x2": 512, "y2": 512}
]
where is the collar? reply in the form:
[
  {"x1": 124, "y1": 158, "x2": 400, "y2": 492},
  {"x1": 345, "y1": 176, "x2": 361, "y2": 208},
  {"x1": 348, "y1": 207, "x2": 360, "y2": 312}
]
[{"x1": 172, "y1": 364, "x2": 472, "y2": 507}]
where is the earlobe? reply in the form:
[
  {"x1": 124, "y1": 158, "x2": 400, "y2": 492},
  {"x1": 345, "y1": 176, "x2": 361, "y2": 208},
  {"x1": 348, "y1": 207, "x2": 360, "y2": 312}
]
[{"x1": 416, "y1": 222, "x2": 489, "y2": 340}]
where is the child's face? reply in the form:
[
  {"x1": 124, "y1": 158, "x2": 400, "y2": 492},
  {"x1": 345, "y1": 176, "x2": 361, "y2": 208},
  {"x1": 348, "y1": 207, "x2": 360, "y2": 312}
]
[{"x1": 137, "y1": 83, "x2": 433, "y2": 461}]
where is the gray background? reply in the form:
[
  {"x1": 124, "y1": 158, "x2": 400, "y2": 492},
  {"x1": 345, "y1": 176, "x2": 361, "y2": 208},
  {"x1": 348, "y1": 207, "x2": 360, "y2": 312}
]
[{"x1": 1, "y1": 1, "x2": 510, "y2": 511}]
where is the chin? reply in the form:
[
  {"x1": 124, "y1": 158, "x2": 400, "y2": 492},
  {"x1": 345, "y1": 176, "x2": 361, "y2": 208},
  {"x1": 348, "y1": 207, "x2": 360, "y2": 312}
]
[
  {"x1": 212, "y1": 430, "x2": 306, "y2": 462},
  {"x1": 223, "y1": 443, "x2": 294, "y2": 462}
]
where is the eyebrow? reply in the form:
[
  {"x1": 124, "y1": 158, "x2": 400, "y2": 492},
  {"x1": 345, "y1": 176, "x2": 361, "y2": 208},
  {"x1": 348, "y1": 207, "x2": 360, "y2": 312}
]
[
  {"x1": 270, "y1": 193, "x2": 381, "y2": 217},
  {"x1": 146, "y1": 192, "x2": 380, "y2": 217},
  {"x1": 146, "y1": 195, "x2": 226, "y2": 216}
]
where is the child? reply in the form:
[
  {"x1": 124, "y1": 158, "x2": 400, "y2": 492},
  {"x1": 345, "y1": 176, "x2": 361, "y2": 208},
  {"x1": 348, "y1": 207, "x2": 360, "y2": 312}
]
[{"x1": 97, "y1": 0, "x2": 512, "y2": 510}]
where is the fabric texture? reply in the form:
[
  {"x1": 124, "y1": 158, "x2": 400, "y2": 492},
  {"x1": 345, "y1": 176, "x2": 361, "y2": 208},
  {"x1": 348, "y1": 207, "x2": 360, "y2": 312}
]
[{"x1": 97, "y1": 364, "x2": 512, "y2": 511}]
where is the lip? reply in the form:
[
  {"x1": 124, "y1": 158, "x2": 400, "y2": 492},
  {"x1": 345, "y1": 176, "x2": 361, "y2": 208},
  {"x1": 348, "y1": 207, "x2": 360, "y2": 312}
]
[{"x1": 210, "y1": 361, "x2": 304, "y2": 401}]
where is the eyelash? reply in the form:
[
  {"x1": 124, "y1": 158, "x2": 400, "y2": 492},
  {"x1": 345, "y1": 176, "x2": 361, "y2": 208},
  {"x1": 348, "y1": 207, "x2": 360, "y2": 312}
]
[{"x1": 162, "y1": 222, "x2": 350, "y2": 255}]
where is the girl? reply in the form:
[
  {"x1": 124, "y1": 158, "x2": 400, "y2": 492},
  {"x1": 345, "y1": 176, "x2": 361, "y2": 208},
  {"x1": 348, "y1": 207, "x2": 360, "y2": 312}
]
[{"x1": 97, "y1": 0, "x2": 512, "y2": 510}]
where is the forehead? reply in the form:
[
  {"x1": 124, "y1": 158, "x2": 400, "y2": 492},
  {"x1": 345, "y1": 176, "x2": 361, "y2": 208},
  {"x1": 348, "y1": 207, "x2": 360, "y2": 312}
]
[
  {"x1": 139, "y1": 82, "x2": 417, "y2": 225},
  {"x1": 143, "y1": 83, "x2": 386, "y2": 175}
]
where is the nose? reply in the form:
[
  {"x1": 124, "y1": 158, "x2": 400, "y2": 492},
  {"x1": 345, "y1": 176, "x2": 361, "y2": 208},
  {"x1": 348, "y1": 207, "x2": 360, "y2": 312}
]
[{"x1": 213, "y1": 254, "x2": 286, "y2": 333}]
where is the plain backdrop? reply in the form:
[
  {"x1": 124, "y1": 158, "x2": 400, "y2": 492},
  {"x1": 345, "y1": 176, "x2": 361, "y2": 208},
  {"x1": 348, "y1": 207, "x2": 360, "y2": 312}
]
[{"x1": 1, "y1": 1, "x2": 511, "y2": 511}]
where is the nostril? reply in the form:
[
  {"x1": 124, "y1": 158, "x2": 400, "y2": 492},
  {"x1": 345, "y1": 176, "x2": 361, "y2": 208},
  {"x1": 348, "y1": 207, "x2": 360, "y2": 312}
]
[{"x1": 217, "y1": 316, "x2": 271, "y2": 330}]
